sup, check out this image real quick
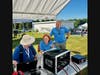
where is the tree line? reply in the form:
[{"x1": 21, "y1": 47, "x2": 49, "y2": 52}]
[{"x1": 68, "y1": 18, "x2": 87, "y2": 28}]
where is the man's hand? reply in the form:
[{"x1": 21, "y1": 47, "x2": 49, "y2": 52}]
[
  {"x1": 66, "y1": 36, "x2": 69, "y2": 39},
  {"x1": 66, "y1": 32, "x2": 70, "y2": 39}
]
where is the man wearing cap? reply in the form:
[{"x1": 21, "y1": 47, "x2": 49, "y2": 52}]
[
  {"x1": 12, "y1": 35, "x2": 37, "y2": 71},
  {"x1": 50, "y1": 20, "x2": 70, "y2": 49}
]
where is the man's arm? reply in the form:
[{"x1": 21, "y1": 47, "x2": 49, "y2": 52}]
[
  {"x1": 50, "y1": 28, "x2": 54, "y2": 37},
  {"x1": 64, "y1": 27, "x2": 70, "y2": 39}
]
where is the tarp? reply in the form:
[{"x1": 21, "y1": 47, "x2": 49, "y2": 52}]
[
  {"x1": 13, "y1": 0, "x2": 70, "y2": 19},
  {"x1": 78, "y1": 23, "x2": 88, "y2": 29}
]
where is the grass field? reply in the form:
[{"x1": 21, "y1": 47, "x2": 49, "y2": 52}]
[
  {"x1": 12, "y1": 32, "x2": 88, "y2": 75},
  {"x1": 12, "y1": 32, "x2": 87, "y2": 56}
]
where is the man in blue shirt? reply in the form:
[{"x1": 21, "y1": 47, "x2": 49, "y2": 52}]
[
  {"x1": 12, "y1": 35, "x2": 37, "y2": 71},
  {"x1": 50, "y1": 20, "x2": 70, "y2": 49}
]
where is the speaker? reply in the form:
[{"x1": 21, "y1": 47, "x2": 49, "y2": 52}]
[
  {"x1": 71, "y1": 54, "x2": 86, "y2": 64},
  {"x1": 43, "y1": 49, "x2": 70, "y2": 74}
]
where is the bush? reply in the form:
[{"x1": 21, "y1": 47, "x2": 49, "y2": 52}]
[
  {"x1": 36, "y1": 29, "x2": 39, "y2": 32},
  {"x1": 41, "y1": 19, "x2": 45, "y2": 22},
  {"x1": 36, "y1": 19, "x2": 40, "y2": 22},
  {"x1": 50, "y1": 19, "x2": 55, "y2": 21}
]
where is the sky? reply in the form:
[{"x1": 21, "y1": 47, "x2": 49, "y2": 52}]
[{"x1": 56, "y1": 0, "x2": 87, "y2": 20}]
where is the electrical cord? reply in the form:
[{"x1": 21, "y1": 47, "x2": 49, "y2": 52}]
[
  {"x1": 38, "y1": 66, "x2": 53, "y2": 75},
  {"x1": 40, "y1": 68, "x2": 49, "y2": 74},
  {"x1": 72, "y1": 62, "x2": 80, "y2": 71},
  {"x1": 72, "y1": 62, "x2": 82, "y2": 75},
  {"x1": 62, "y1": 68, "x2": 68, "y2": 75},
  {"x1": 69, "y1": 64, "x2": 78, "y2": 73},
  {"x1": 58, "y1": 67, "x2": 68, "y2": 75}
]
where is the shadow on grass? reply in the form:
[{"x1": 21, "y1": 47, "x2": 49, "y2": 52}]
[
  {"x1": 71, "y1": 51, "x2": 81, "y2": 54},
  {"x1": 76, "y1": 67, "x2": 88, "y2": 75},
  {"x1": 83, "y1": 54, "x2": 88, "y2": 60}
]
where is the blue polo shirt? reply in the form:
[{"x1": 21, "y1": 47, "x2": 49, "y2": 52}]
[
  {"x1": 40, "y1": 40, "x2": 53, "y2": 51},
  {"x1": 50, "y1": 26, "x2": 69, "y2": 43},
  {"x1": 12, "y1": 45, "x2": 37, "y2": 63}
]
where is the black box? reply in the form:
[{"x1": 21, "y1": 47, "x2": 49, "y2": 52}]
[
  {"x1": 71, "y1": 54, "x2": 86, "y2": 64},
  {"x1": 43, "y1": 49, "x2": 70, "y2": 74},
  {"x1": 17, "y1": 60, "x2": 37, "y2": 72}
]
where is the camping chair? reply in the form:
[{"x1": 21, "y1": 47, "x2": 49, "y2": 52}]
[{"x1": 37, "y1": 44, "x2": 41, "y2": 53}]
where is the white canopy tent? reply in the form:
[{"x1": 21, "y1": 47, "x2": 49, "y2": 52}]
[
  {"x1": 78, "y1": 23, "x2": 88, "y2": 30},
  {"x1": 13, "y1": 0, "x2": 70, "y2": 20}
]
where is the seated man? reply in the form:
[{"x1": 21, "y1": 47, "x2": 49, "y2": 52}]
[{"x1": 12, "y1": 35, "x2": 37, "y2": 72}]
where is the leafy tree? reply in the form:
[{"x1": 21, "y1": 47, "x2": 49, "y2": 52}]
[
  {"x1": 45, "y1": 19, "x2": 50, "y2": 21},
  {"x1": 74, "y1": 19, "x2": 81, "y2": 28},
  {"x1": 50, "y1": 19, "x2": 55, "y2": 21},
  {"x1": 68, "y1": 18, "x2": 87, "y2": 28},
  {"x1": 18, "y1": 23, "x2": 23, "y2": 30},
  {"x1": 36, "y1": 19, "x2": 40, "y2": 22},
  {"x1": 41, "y1": 19, "x2": 45, "y2": 22}
]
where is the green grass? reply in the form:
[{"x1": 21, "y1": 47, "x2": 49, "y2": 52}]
[
  {"x1": 76, "y1": 67, "x2": 88, "y2": 75},
  {"x1": 12, "y1": 32, "x2": 46, "y2": 51},
  {"x1": 13, "y1": 32, "x2": 87, "y2": 56},
  {"x1": 67, "y1": 35, "x2": 87, "y2": 56}
]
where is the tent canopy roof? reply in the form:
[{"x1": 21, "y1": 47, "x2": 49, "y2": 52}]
[{"x1": 13, "y1": 0, "x2": 70, "y2": 19}]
